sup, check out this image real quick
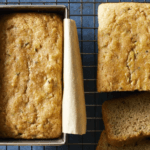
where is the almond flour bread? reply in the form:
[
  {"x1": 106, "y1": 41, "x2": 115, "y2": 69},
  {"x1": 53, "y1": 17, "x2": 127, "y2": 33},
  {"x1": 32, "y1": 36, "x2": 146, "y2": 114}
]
[
  {"x1": 97, "y1": 3, "x2": 150, "y2": 92},
  {"x1": 0, "y1": 13, "x2": 63, "y2": 139},
  {"x1": 102, "y1": 92, "x2": 150, "y2": 147},
  {"x1": 96, "y1": 130, "x2": 150, "y2": 150}
]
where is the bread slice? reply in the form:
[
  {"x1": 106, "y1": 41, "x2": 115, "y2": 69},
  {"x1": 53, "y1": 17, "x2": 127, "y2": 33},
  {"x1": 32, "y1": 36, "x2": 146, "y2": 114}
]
[
  {"x1": 96, "y1": 130, "x2": 150, "y2": 150},
  {"x1": 102, "y1": 92, "x2": 150, "y2": 147}
]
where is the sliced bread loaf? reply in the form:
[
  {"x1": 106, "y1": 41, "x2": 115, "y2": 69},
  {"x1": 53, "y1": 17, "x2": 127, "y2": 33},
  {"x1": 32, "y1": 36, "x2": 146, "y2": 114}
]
[
  {"x1": 102, "y1": 92, "x2": 150, "y2": 147},
  {"x1": 96, "y1": 130, "x2": 150, "y2": 150}
]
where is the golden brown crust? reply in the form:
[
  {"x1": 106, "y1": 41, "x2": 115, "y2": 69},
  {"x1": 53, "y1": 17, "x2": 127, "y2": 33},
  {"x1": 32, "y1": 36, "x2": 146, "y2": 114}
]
[
  {"x1": 96, "y1": 130, "x2": 150, "y2": 150},
  {"x1": 0, "y1": 13, "x2": 63, "y2": 139},
  {"x1": 97, "y1": 3, "x2": 150, "y2": 92},
  {"x1": 96, "y1": 131, "x2": 108, "y2": 150},
  {"x1": 102, "y1": 92, "x2": 150, "y2": 147}
]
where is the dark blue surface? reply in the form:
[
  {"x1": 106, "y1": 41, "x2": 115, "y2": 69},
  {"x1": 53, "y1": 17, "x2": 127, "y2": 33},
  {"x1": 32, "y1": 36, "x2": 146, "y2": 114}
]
[
  {"x1": 20, "y1": 146, "x2": 32, "y2": 150},
  {"x1": 0, "y1": 0, "x2": 142, "y2": 149},
  {"x1": 70, "y1": 3, "x2": 81, "y2": 14},
  {"x1": 7, "y1": 146, "x2": 19, "y2": 150},
  {"x1": 83, "y1": 16, "x2": 94, "y2": 27},
  {"x1": 82, "y1": 29, "x2": 95, "y2": 40},
  {"x1": 0, "y1": 146, "x2": 6, "y2": 150},
  {"x1": 83, "y1": 3, "x2": 94, "y2": 14},
  {"x1": 83, "y1": 42, "x2": 95, "y2": 53}
]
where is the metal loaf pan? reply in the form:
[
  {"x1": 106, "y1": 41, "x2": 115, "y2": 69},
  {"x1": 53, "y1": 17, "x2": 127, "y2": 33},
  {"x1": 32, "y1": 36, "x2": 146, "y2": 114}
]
[{"x1": 0, "y1": 5, "x2": 67, "y2": 146}]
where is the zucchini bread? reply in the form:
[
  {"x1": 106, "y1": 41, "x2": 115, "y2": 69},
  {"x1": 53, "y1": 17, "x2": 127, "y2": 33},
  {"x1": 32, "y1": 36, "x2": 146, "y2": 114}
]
[
  {"x1": 96, "y1": 130, "x2": 150, "y2": 150},
  {"x1": 97, "y1": 3, "x2": 150, "y2": 92},
  {"x1": 0, "y1": 13, "x2": 63, "y2": 139},
  {"x1": 102, "y1": 92, "x2": 150, "y2": 147}
]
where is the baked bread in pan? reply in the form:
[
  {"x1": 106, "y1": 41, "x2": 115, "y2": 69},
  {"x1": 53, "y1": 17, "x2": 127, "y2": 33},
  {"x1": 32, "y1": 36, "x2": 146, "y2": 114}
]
[{"x1": 0, "y1": 13, "x2": 62, "y2": 139}]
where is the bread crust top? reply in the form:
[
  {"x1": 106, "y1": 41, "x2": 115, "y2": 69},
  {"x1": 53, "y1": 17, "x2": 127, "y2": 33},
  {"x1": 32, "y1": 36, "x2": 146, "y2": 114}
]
[
  {"x1": 0, "y1": 13, "x2": 63, "y2": 139},
  {"x1": 97, "y1": 3, "x2": 150, "y2": 92}
]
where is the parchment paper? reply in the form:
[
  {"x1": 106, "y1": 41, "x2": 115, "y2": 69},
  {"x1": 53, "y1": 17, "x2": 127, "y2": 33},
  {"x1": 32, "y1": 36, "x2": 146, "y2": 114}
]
[{"x1": 62, "y1": 19, "x2": 86, "y2": 135}]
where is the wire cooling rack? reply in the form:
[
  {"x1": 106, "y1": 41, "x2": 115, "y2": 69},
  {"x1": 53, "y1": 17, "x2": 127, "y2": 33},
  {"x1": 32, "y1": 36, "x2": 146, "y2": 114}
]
[{"x1": 0, "y1": 0, "x2": 148, "y2": 149}]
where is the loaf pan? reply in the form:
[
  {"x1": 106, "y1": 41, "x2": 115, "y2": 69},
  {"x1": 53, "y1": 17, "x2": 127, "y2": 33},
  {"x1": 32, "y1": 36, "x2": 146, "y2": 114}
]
[{"x1": 0, "y1": 5, "x2": 67, "y2": 146}]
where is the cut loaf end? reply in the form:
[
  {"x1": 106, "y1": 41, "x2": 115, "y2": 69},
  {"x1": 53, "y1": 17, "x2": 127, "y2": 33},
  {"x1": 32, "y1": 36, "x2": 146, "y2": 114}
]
[{"x1": 102, "y1": 92, "x2": 150, "y2": 147}]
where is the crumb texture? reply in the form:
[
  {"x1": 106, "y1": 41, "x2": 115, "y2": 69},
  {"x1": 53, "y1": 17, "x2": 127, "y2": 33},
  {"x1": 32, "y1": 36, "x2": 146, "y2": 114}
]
[
  {"x1": 96, "y1": 130, "x2": 150, "y2": 150},
  {"x1": 97, "y1": 3, "x2": 150, "y2": 92},
  {"x1": 0, "y1": 13, "x2": 63, "y2": 139},
  {"x1": 102, "y1": 93, "x2": 150, "y2": 146}
]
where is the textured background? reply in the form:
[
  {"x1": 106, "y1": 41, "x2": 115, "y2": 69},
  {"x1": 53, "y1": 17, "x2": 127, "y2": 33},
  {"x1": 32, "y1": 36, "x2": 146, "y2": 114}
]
[{"x1": 0, "y1": 0, "x2": 147, "y2": 149}]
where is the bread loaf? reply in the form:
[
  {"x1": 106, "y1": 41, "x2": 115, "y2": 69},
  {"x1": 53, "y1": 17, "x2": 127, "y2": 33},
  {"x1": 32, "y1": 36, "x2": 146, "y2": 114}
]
[
  {"x1": 102, "y1": 92, "x2": 150, "y2": 146},
  {"x1": 96, "y1": 130, "x2": 150, "y2": 150},
  {"x1": 0, "y1": 13, "x2": 63, "y2": 139},
  {"x1": 97, "y1": 3, "x2": 150, "y2": 92}
]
